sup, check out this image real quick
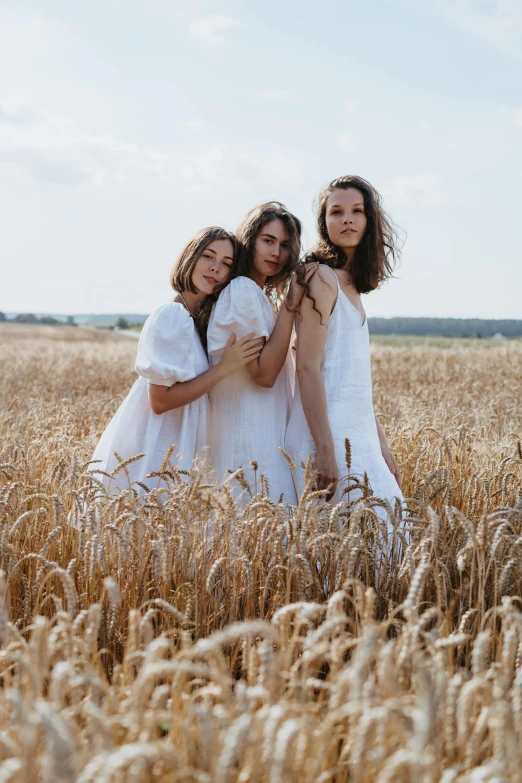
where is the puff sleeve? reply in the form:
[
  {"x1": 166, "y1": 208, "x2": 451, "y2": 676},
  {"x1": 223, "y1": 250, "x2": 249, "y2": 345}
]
[
  {"x1": 207, "y1": 277, "x2": 275, "y2": 355},
  {"x1": 135, "y1": 303, "x2": 197, "y2": 386}
]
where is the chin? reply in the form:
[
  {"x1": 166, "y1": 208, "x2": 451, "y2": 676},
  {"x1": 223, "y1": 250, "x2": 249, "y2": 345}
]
[{"x1": 196, "y1": 284, "x2": 214, "y2": 295}]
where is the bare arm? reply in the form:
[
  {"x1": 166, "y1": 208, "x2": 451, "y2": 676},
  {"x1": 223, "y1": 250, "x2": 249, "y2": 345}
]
[
  {"x1": 149, "y1": 333, "x2": 262, "y2": 415},
  {"x1": 375, "y1": 416, "x2": 402, "y2": 489},
  {"x1": 247, "y1": 266, "x2": 317, "y2": 389},
  {"x1": 295, "y1": 267, "x2": 339, "y2": 496}
]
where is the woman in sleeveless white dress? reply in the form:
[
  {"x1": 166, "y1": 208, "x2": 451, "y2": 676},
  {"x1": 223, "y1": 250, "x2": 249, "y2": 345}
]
[
  {"x1": 207, "y1": 202, "x2": 315, "y2": 504},
  {"x1": 87, "y1": 227, "x2": 262, "y2": 496},
  {"x1": 285, "y1": 176, "x2": 403, "y2": 523}
]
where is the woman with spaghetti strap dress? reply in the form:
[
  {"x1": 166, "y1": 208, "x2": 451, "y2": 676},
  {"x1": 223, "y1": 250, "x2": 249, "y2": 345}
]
[{"x1": 285, "y1": 176, "x2": 403, "y2": 529}]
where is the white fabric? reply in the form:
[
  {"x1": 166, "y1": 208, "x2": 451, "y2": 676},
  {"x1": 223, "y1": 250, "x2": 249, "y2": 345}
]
[
  {"x1": 90, "y1": 303, "x2": 210, "y2": 493},
  {"x1": 207, "y1": 276, "x2": 297, "y2": 504},
  {"x1": 285, "y1": 274, "x2": 403, "y2": 515}
]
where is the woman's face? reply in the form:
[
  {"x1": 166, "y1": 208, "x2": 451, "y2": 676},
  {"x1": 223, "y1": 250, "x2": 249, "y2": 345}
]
[
  {"x1": 325, "y1": 188, "x2": 367, "y2": 252},
  {"x1": 252, "y1": 218, "x2": 290, "y2": 279},
  {"x1": 192, "y1": 238, "x2": 234, "y2": 295}
]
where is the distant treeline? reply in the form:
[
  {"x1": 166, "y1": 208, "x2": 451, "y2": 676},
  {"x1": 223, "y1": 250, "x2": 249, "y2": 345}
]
[
  {"x1": 368, "y1": 318, "x2": 522, "y2": 338},
  {"x1": 0, "y1": 312, "x2": 77, "y2": 326},
  {"x1": 3, "y1": 312, "x2": 521, "y2": 337}
]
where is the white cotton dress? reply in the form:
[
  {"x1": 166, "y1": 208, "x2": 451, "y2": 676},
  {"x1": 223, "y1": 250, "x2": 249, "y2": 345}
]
[
  {"x1": 285, "y1": 274, "x2": 403, "y2": 515},
  {"x1": 207, "y1": 276, "x2": 297, "y2": 504},
  {"x1": 90, "y1": 303, "x2": 210, "y2": 493}
]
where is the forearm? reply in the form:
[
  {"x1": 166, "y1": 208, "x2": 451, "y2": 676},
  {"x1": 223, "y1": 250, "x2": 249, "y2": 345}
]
[
  {"x1": 375, "y1": 416, "x2": 388, "y2": 448},
  {"x1": 250, "y1": 303, "x2": 294, "y2": 387},
  {"x1": 149, "y1": 363, "x2": 226, "y2": 414},
  {"x1": 298, "y1": 366, "x2": 335, "y2": 455}
]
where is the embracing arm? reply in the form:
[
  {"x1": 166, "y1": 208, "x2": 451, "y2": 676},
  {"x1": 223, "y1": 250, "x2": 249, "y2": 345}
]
[
  {"x1": 246, "y1": 303, "x2": 295, "y2": 389},
  {"x1": 295, "y1": 268, "x2": 339, "y2": 495},
  {"x1": 247, "y1": 266, "x2": 317, "y2": 388},
  {"x1": 149, "y1": 333, "x2": 262, "y2": 415}
]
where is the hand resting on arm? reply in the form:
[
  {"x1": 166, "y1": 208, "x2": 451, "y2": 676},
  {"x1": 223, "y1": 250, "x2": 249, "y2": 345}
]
[{"x1": 148, "y1": 333, "x2": 262, "y2": 415}]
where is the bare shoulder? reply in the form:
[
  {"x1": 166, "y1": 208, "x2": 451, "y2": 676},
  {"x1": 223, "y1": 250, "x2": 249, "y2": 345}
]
[{"x1": 308, "y1": 264, "x2": 337, "y2": 298}]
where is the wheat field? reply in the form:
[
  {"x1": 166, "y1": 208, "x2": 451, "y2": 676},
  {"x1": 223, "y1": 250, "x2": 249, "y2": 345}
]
[{"x1": 0, "y1": 322, "x2": 521, "y2": 782}]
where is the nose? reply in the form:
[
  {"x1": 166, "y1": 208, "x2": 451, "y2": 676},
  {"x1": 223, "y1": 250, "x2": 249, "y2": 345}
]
[
  {"x1": 343, "y1": 214, "x2": 352, "y2": 224},
  {"x1": 271, "y1": 244, "x2": 280, "y2": 258},
  {"x1": 211, "y1": 259, "x2": 228, "y2": 278}
]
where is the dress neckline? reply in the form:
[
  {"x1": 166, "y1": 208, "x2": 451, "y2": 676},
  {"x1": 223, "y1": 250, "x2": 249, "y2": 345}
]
[{"x1": 334, "y1": 275, "x2": 367, "y2": 327}]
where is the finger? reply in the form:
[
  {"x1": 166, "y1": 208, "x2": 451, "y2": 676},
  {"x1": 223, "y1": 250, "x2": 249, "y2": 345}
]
[
  {"x1": 326, "y1": 482, "x2": 336, "y2": 501},
  {"x1": 225, "y1": 333, "x2": 237, "y2": 347},
  {"x1": 237, "y1": 332, "x2": 257, "y2": 345},
  {"x1": 243, "y1": 349, "x2": 262, "y2": 360}
]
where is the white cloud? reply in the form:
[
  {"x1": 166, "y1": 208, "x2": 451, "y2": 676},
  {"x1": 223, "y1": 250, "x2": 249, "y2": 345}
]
[
  {"x1": 183, "y1": 118, "x2": 205, "y2": 130},
  {"x1": 0, "y1": 96, "x2": 301, "y2": 189},
  {"x1": 514, "y1": 109, "x2": 522, "y2": 126},
  {"x1": 384, "y1": 175, "x2": 446, "y2": 206},
  {"x1": 0, "y1": 96, "x2": 40, "y2": 125},
  {"x1": 344, "y1": 99, "x2": 359, "y2": 112},
  {"x1": 175, "y1": 143, "x2": 301, "y2": 187},
  {"x1": 435, "y1": 0, "x2": 522, "y2": 58},
  {"x1": 188, "y1": 15, "x2": 241, "y2": 45},
  {"x1": 0, "y1": 97, "x2": 172, "y2": 185},
  {"x1": 336, "y1": 133, "x2": 358, "y2": 151},
  {"x1": 256, "y1": 89, "x2": 297, "y2": 101}
]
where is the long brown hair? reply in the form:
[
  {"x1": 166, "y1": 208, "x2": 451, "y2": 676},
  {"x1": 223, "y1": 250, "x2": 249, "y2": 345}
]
[
  {"x1": 233, "y1": 202, "x2": 302, "y2": 307},
  {"x1": 309, "y1": 175, "x2": 400, "y2": 293},
  {"x1": 170, "y1": 226, "x2": 237, "y2": 343}
]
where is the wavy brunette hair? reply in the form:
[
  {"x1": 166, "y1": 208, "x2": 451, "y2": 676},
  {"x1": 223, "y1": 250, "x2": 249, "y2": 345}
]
[
  {"x1": 309, "y1": 175, "x2": 400, "y2": 293},
  {"x1": 233, "y1": 202, "x2": 302, "y2": 307},
  {"x1": 170, "y1": 226, "x2": 237, "y2": 344}
]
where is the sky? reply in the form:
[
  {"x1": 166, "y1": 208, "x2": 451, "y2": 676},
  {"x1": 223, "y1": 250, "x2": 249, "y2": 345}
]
[{"x1": 1, "y1": 0, "x2": 521, "y2": 319}]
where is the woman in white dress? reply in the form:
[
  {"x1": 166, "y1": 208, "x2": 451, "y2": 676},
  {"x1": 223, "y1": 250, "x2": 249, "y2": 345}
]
[
  {"x1": 285, "y1": 175, "x2": 403, "y2": 519},
  {"x1": 89, "y1": 227, "x2": 262, "y2": 495},
  {"x1": 207, "y1": 202, "x2": 315, "y2": 504}
]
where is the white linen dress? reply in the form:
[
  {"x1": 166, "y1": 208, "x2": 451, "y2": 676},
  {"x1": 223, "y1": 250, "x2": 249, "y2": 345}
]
[
  {"x1": 285, "y1": 274, "x2": 403, "y2": 517},
  {"x1": 90, "y1": 303, "x2": 209, "y2": 493},
  {"x1": 207, "y1": 276, "x2": 297, "y2": 504}
]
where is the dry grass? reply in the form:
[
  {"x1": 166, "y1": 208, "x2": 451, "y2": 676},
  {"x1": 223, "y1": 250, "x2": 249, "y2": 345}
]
[{"x1": 0, "y1": 323, "x2": 521, "y2": 782}]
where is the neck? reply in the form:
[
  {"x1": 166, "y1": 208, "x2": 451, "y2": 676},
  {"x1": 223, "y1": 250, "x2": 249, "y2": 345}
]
[
  {"x1": 249, "y1": 268, "x2": 267, "y2": 289},
  {"x1": 343, "y1": 247, "x2": 356, "y2": 266},
  {"x1": 177, "y1": 290, "x2": 205, "y2": 314}
]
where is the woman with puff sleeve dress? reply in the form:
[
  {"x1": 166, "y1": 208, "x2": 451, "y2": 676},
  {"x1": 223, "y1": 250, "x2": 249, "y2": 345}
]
[
  {"x1": 207, "y1": 202, "x2": 316, "y2": 504},
  {"x1": 88, "y1": 227, "x2": 262, "y2": 495}
]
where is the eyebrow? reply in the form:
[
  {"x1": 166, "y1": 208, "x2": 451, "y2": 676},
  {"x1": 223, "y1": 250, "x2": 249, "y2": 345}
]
[
  {"x1": 261, "y1": 233, "x2": 288, "y2": 241},
  {"x1": 204, "y1": 248, "x2": 234, "y2": 261},
  {"x1": 329, "y1": 203, "x2": 364, "y2": 208}
]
